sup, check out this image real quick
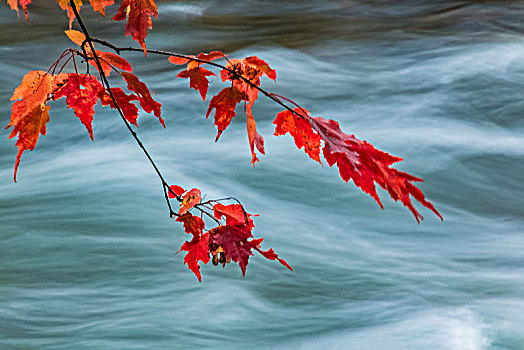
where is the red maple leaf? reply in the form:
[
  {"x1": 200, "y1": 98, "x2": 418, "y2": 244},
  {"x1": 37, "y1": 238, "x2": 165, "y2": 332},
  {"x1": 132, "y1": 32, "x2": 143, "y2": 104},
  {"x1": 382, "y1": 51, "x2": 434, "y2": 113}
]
[
  {"x1": 177, "y1": 67, "x2": 215, "y2": 101},
  {"x1": 179, "y1": 232, "x2": 210, "y2": 282},
  {"x1": 121, "y1": 72, "x2": 163, "y2": 127},
  {"x1": 309, "y1": 116, "x2": 443, "y2": 222},
  {"x1": 112, "y1": 0, "x2": 158, "y2": 54},
  {"x1": 99, "y1": 88, "x2": 139, "y2": 126},
  {"x1": 210, "y1": 224, "x2": 253, "y2": 276},
  {"x1": 206, "y1": 87, "x2": 244, "y2": 141},
  {"x1": 176, "y1": 212, "x2": 205, "y2": 238},
  {"x1": 87, "y1": 0, "x2": 114, "y2": 16},
  {"x1": 220, "y1": 56, "x2": 276, "y2": 105},
  {"x1": 169, "y1": 51, "x2": 225, "y2": 101},
  {"x1": 54, "y1": 73, "x2": 104, "y2": 140},
  {"x1": 273, "y1": 107, "x2": 322, "y2": 163}
]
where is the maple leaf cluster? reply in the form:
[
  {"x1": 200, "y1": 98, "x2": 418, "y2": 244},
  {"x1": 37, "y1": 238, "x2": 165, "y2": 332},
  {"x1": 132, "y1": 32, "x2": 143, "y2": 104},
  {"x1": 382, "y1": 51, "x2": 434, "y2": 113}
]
[
  {"x1": 169, "y1": 186, "x2": 291, "y2": 281},
  {"x1": 6, "y1": 31, "x2": 164, "y2": 181}
]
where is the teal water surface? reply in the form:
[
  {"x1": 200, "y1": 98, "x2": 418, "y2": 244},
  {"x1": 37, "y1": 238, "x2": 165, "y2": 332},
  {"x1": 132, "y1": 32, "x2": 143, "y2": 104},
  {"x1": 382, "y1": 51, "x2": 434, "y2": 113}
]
[{"x1": 1, "y1": 1, "x2": 523, "y2": 349}]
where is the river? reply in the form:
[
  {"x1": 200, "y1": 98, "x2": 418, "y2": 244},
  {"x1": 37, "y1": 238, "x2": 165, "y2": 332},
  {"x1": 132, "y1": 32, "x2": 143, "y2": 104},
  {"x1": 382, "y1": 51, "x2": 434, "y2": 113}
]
[{"x1": 1, "y1": 1, "x2": 523, "y2": 349}]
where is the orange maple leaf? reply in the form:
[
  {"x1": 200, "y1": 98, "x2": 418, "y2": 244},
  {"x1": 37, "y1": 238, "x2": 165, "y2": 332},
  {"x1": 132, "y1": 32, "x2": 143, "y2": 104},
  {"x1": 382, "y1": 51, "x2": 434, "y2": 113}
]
[{"x1": 5, "y1": 71, "x2": 56, "y2": 182}]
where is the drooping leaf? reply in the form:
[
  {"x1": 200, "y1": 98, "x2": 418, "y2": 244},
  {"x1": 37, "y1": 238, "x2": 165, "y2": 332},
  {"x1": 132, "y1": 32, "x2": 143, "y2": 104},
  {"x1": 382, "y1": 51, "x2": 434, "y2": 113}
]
[
  {"x1": 121, "y1": 72, "x2": 163, "y2": 127},
  {"x1": 176, "y1": 67, "x2": 215, "y2": 101},
  {"x1": 273, "y1": 107, "x2": 322, "y2": 163},
  {"x1": 179, "y1": 232, "x2": 210, "y2": 282},
  {"x1": 55, "y1": 0, "x2": 82, "y2": 28},
  {"x1": 179, "y1": 188, "x2": 201, "y2": 215},
  {"x1": 246, "y1": 104, "x2": 265, "y2": 165},
  {"x1": 309, "y1": 116, "x2": 443, "y2": 222},
  {"x1": 206, "y1": 87, "x2": 244, "y2": 141},
  {"x1": 6, "y1": 71, "x2": 55, "y2": 181},
  {"x1": 99, "y1": 88, "x2": 139, "y2": 126},
  {"x1": 53, "y1": 73, "x2": 104, "y2": 140},
  {"x1": 111, "y1": 0, "x2": 158, "y2": 54},
  {"x1": 6, "y1": 0, "x2": 32, "y2": 20}
]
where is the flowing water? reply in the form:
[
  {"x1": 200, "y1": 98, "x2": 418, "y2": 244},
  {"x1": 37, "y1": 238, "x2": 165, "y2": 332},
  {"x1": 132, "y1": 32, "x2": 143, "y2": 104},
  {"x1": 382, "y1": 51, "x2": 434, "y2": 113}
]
[{"x1": 1, "y1": 1, "x2": 523, "y2": 349}]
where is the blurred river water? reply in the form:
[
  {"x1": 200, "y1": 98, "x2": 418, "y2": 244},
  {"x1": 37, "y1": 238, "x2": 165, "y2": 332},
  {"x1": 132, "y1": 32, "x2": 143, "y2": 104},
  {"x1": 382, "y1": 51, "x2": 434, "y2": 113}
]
[{"x1": 1, "y1": 1, "x2": 523, "y2": 349}]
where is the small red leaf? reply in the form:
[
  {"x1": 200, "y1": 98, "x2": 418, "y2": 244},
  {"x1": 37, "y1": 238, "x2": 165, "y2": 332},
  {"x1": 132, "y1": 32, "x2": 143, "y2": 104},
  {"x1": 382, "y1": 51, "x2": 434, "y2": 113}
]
[
  {"x1": 196, "y1": 51, "x2": 224, "y2": 62},
  {"x1": 244, "y1": 56, "x2": 277, "y2": 81},
  {"x1": 213, "y1": 203, "x2": 254, "y2": 228},
  {"x1": 88, "y1": 0, "x2": 114, "y2": 16},
  {"x1": 246, "y1": 105, "x2": 265, "y2": 165}
]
